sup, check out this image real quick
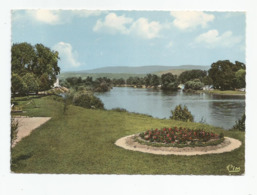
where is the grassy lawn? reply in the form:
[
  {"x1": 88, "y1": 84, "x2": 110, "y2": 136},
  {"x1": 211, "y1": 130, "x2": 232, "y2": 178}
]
[
  {"x1": 11, "y1": 96, "x2": 244, "y2": 175},
  {"x1": 203, "y1": 89, "x2": 245, "y2": 96}
]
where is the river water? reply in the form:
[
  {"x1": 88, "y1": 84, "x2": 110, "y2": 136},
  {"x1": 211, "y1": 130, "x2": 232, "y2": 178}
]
[{"x1": 95, "y1": 87, "x2": 245, "y2": 129}]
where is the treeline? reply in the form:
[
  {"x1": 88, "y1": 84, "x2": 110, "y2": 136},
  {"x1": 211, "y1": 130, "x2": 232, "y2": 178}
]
[
  {"x1": 11, "y1": 42, "x2": 60, "y2": 96},
  {"x1": 62, "y1": 60, "x2": 246, "y2": 92}
]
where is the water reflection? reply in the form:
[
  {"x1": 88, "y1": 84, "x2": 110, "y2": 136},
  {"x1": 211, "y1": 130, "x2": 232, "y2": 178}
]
[{"x1": 95, "y1": 87, "x2": 245, "y2": 129}]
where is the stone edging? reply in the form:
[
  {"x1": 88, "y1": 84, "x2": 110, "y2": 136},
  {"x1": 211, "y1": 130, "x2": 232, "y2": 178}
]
[{"x1": 115, "y1": 134, "x2": 242, "y2": 156}]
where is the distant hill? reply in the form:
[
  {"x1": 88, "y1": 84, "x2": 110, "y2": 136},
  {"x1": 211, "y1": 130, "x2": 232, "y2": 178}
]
[
  {"x1": 81, "y1": 65, "x2": 210, "y2": 74},
  {"x1": 60, "y1": 65, "x2": 210, "y2": 80}
]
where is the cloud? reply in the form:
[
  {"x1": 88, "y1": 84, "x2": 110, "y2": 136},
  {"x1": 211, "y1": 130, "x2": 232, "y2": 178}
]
[
  {"x1": 93, "y1": 13, "x2": 133, "y2": 34},
  {"x1": 93, "y1": 13, "x2": 162, "y2": 39},
  {"x1": 170, "y1": 11, "x2": 215, "y2": 30},
  {"x1": 52, "y1": 42, "x2": 81, "y2": 68},
  {"x1": 194, "y1": 29, "x2": 242, "y2": 48},
  {"x1": 130, "y1": 18, "x2": 162, "y2": 39},
  {"x1": 73, "y1": 10, "x2": 108, "y2": 17},
  {"x1": 26, "y1": 10, "x2": 62, "y2": 25}
]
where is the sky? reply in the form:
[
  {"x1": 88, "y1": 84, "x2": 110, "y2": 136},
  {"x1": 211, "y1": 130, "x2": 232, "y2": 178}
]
[{"x1": 12, "y1": 10, "x2": 245, "y2": 72}]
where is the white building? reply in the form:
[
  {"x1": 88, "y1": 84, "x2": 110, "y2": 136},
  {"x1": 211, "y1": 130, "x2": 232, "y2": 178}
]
[{"x1": 53, "y1": 78, "x2": 60, "y2": 88}]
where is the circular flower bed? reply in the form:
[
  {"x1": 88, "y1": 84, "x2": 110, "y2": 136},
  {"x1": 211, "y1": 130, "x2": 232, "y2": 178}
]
[{"x1": 137, "y1": 127, "x2": 224, "y2": 147}]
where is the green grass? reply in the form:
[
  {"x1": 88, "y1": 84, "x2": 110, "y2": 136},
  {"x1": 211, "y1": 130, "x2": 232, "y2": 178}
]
[
  {"x1": 11, "y1": 96, "x2": 245, "y2": 175},
  {"x1": 203, "y1": 89, "x2": 245, "y2": 96}
]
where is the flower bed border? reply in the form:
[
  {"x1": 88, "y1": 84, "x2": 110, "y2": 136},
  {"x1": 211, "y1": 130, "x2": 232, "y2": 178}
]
[
  {"x1": 115, "y1": 134, "x2": 242, "y2": 156},
  {"x1": 134, "y1": 135, "x2": 225, "y2": 148}
]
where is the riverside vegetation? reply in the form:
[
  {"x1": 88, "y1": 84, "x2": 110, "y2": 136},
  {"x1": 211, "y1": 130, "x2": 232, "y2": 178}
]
[
  {"x1": 11, "y1": 95, "x2": 244, "y2": 175},
  {"x1": 11, "y1": 42, "x2": 245, "y2": 174}
]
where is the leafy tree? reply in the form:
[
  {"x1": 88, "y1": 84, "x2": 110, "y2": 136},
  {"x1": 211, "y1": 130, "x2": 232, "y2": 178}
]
[
  {"x1": 178, "y1": 70, "x2": 207, "y2": 83},
  {"x1": 170, "y1": 104, "x2": 194, "y2": 122},
  {"x1": 235, "y1": 69, "x2": 246, "y2": 88},
  {"x1": 22, "y1": 73, "x2": 39, "y2": 94},
  {"x1": 39, "y1": 73, "x2": 51, "y2": 91},
  {"x1": 202, "y1": 76, "x2": 213, "y2": 85},
  {"x1": 11, "y1": 42, "x2": 36, "y2": 76},
  {"x1": 161, "y1": 73, "x2": 178, "y2": 90},
  {"x1": 184, "y1": 79, "x2": 204, "y2": 90},
  {"x1": 208, "y1": 60, "x2": 238, "y2": 90},
  {"x1": 11, "y1": 42, "x2": 61, "y2": 93},
  {"x1": 144, "y1": 74, "x2": 160, "y2": 87},
  {"x1": 11, "y1": 73, "x2": 27, "y2": 96},
  {"x1": 32, "y1": 43, "x2": 60, "y2": 87}
]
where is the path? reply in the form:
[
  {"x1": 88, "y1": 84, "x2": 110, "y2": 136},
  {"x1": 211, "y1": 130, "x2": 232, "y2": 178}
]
[{"x1": 12, "y1": 117, "x2": 51, "y2": 148}]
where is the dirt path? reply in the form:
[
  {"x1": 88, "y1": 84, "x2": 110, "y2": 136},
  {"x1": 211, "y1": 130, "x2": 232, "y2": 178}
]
[
  {"x1": 12, "y1": 117, "x2": 51, "y2": 148},
  {"x1": 115, "y1": 134, "x2": 242, "y2": 156}
]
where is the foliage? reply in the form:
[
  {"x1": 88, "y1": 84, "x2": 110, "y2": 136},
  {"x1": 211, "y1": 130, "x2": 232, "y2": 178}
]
[
  {"x1": 11, "y1": 73, "x2": 27, "y2": 96},
  {"x1": 233, "y1": 114, "x2": 245, "y2": 131},
  {"x1": 235, "y1": 69, "x2": 246, "y2": 89},
  {"x1": 11, "y1": 96, "x2": 245, "y2": 175},
  {"x1": 11, "y1": 42, "x2": 36, "y2": 76},
  {"x1": 65, "y1": 76, "x2": 112, "y2": 92},
  {"x1": 139, "y1": 127, "x2": 221, "y2": 146},
  {"x1": 202, "y1": 76, "x2": 213, "y2": 85},
  {"x1": 11, "y1": 42, "x2": 60, "y2": 94},
  {"x1": 208, "y1": 60, "x2": 245, "y2": 90},
  {"x1": 72, "y1": 91, "x2": 104, "y2": 109},
  {"x1": 145, "y1": 74, "x2": 160, "y2": 87},
  {"x1": 111, "y1": 108, "x2": 128, "y2": 112},
  {"x1": 178, "y1": 70, "x2": 207, "y2": 83},
  {"x1": 170, "y1": 105, "x2": 194, "y2": 122},
  {"x1": 11, "y1": 118, "x2": 19, "y2": 144},
  {"x1": 161, "y1": 73, "x2": 179, "y2": 90},
  {"x1": 22, "y1": 73, "x2": 39, "y2": 94},
  {"x1": 184, "y1": 79, "x2": 204, "y2": 90}
]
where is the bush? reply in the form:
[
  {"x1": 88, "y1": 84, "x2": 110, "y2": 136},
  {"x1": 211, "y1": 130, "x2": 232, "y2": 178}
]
[
  {"x1": 170, "y1": 105, "x2": 194, "y2": 122},
  {"x1": 111, "y1": 108, "x2": 128, "y2": 112},
  {"x1": 72, "y1": 91, "x2": 104, "y2": 109},
  {"x1": 184, "y1": 79, "x2": 204, "y2": 90},
  {"x1": 233, "y1": 114, "x2": 245, "y2": 131},
  {"x1": 11, "y1": 118, "x2": 19, "y2": 144}
]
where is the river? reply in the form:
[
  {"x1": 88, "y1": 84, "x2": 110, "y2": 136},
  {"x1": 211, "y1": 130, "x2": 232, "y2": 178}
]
[{"x1": 95, "y1": 87, "x2": 245, "y2": 129}]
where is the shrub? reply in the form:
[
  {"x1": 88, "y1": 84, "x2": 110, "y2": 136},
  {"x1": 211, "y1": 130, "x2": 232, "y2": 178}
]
[
  {"x1": 11, "y1": 118, "x2": 19, "y2": 144},
  {"x1": 184, "y1": 79, "x2": 204, "y2": 90},
  {"x1": 233, "y1": 114, "x2": 245, "y2": 131},
  {"x1": 72, "y1": 91, "x2": 104, "y2": 109},
  {"x1": 170, "y1": 104, "x2": 194, "y2": 122},
  {"x1": 111, "y1": 108, "x2": 128, "y2": 112}
]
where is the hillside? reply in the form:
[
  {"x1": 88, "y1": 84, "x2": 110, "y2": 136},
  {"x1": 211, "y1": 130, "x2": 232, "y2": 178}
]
[
  {"x1": 60, "y1": 65, "x2": 210, "y2": 79},
  {"x1": 81, "y1": 65, "x2": 210, "y2": 74}
]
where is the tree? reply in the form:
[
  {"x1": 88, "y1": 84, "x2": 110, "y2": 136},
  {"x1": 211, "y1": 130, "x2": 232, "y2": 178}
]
[
  {"x1": 178, "y1": 70, "x2": 207, "y2": 83},
  {"x1": 235, "y1": 69, "x2": 246, "y2": 88},
  {"x1": 39, "y1": 73, "x2": 51, "y2": 91},
  {"x1": 32, "y1": 44, "x2": 60, "y2": 87},
  {"x1": 208, "y1": 60, "x2": 240, "y2": 90},
  {"x1": 184, "y1": 79, "x2": 204, "y2": 90},
  {"x1": 161, "y1": 73, "x2": 178, "y2": 90},
  {"x1": 22, "y1": 73, "x2": 39, "y2": 94},
  {"x1": 11, "y1": 42, "x2": 61, "y2": 93},
  {"x1": 11, "y1": 73, "x2": 27, "y2": 96},
  {"x1": 11, "y1": 42, "x2": 36, "y2": 76}
]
